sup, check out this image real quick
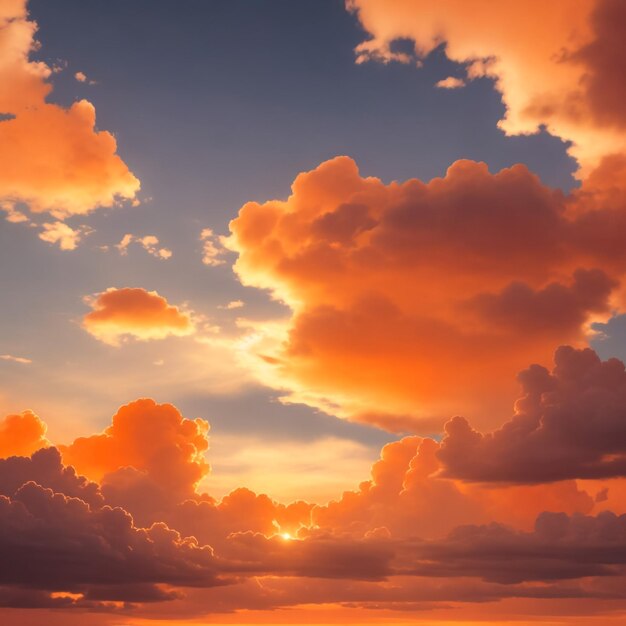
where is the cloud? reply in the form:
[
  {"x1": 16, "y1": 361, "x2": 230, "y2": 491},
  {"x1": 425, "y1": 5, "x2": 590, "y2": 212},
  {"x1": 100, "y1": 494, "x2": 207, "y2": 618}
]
[
  {"x1": 0, "y1": 482, "x2": 221, "y2": 602},
  {"x1": 38, "y1": 221, "x2": 92, "y2": 251},
  {"x1": 311, "y1": 434, "x2": 593, "y2": 540},
  {"x1": 0, "y1": 411, "x2": 48, "y2": 458},
  {"x1": 0, "y1": 448, "x2": 102, "y2": 509},
  {"x1": 346, "y1": 0, "x2": 626, "y2": 175},
  {"x1": 74, "y1": 71, "x2": 86, "y2": 83},
  {"x1": 115, "y1": 233, "x2": 173, "y2": 260},
  {"x1": 0, "y1": 354, "x2": 31, "y2": 364},
  {"x1": 401, "y1": 510, "x2": 626, "y2": 585},
  {"x1": 82, "y1": 287, "x2": 195, "y2": 345},
  {"x1": 200, "y1": 228, "x2": 227, "y2": 266},
  {"x1": 0, "y1": 0, "x2": 139, "y2": 218},
  {"x1": 438, "y1": 346, "x2": 626, "y2": 483},
  {"x1": 1, "y1": 398, "x2": 625, "y2": 615},
  {"x1": 223, "y1": 300, "x2": 244, "y2": 310},
  {"x1": 435, "y1": 76, "x2": 465, "y2": 89},
  {"x1": 226, "y1": 156, "x2": 626, "y2": 430},
  {"x1": 0, "y1": 201, "x2": 29, "y2": 224},
  {"x1": 59, "y1": 398, "x2": 210, "y2": 500}
]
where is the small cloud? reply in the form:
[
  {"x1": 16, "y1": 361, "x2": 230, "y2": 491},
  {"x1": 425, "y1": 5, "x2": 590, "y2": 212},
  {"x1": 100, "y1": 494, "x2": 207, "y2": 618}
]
[
  {"x1": 1, "y1": 201, "x2": 30, "y2": 224},
  {"x1": 82, "y1": 287, "x2": 196, "y2": 346},
  {"x1": 38, "y1": 222, "x2": 93, "y2": 250},
  {"x1": 221, "y1": 300, "x2": 244, "y2": 310},
  {"x1": 115, "y1": 234, "x2": 172, "y2": 260},
  {"x1": 0, "y1": 354, "x2": 32, "y2": 364},
  {"x1": 435, "y1": 76, "x2": 466, "y2": 89},
  {"x1": 74, "y1": 71, "x2": 97, "y2": 85},
  {"x1": 200, "y1": 228, "x2": 227, "y2": 266}
]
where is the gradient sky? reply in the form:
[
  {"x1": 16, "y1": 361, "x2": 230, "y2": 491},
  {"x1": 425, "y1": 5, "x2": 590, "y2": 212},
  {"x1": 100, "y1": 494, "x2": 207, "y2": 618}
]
[{"x1": 2, "y1": 0, "x2": 626, "y2": 624}]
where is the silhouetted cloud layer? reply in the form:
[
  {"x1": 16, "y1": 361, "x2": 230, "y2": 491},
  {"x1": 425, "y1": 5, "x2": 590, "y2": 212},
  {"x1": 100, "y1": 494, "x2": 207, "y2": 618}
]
[{"x1": 0, "y1": 381, "x2": 624, "y2": 614}]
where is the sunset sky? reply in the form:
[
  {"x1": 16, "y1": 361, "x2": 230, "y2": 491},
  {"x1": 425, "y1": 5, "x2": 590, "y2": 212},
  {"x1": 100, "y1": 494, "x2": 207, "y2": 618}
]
[{"x1": 2, "y1": 0, "x2": 626, "y2": 624}]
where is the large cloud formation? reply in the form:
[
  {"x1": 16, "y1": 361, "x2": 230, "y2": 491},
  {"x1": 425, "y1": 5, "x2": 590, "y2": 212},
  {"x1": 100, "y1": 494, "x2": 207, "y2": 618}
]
[
  {"x1": 82, "y1": 288, "x2": 196, "y2": 345},
  {"x1": 0, "y1": 0, "x2": 139, "y2": 220},
  {"x1": 227, "y1": 156, "x2": 626, "y2": 430},
  {"x1": 347, "y1": 0, "x2": 626, "y2": 175},
  {"x1": 0, "y1": 383, "x2": 625, "y2": 618}
]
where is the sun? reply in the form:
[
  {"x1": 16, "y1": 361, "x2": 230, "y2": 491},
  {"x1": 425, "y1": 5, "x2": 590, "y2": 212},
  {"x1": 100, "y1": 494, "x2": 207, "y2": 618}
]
[{"x1": 280, "y1": 532, "x2": 293, "y2": 541}]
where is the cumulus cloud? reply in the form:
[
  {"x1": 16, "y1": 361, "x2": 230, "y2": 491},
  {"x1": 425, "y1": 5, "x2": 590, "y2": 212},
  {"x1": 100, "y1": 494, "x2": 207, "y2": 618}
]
[
  {"x1": 59, "y1": 398, "x2": 210, "y2": 499},
  {"x1": 0, "y1": 482, "x2": 221, "y2": 601},
  {"x1": 82, "y1": 287, "x2": 195, "y2": 345},
  {"x1": 0, "y1": 448, "x2": 102, "y2": 508},
  {"x1": 0, "y1": 0, "x2": 139, "y2": 218},
  {"x1": 347, "y1": 0, "x2": 626, "y2": 174},
  {"x1": 0, "y1": 411, "x2": 48, "y2": 458},
  {"x1": 115, "y1": 233, "x2": 172, "y2": 260},
  {"x1": 438, "y1": 346, "x2": 626, "y2": 483},
  {"x1": 226, "y1": 156, "x2": 626, "y2": 430}
]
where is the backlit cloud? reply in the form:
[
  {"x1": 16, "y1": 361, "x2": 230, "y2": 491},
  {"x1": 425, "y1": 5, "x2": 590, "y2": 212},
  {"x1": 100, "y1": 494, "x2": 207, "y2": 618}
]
[{"x1": 82, "y1": 287, "x2": 195, "y2": 345}]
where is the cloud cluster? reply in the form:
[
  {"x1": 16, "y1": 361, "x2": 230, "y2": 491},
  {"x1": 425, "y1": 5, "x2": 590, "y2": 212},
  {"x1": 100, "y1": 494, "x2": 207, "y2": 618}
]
[
  {"x1": 115, "y1": 234, "x2": 172, "y2": 260},
  {"x1": 82, "y1": 287, "x2": 195, "y2": 345},
  {"x1": 0, "y1": 384, "x2": 625, "y2": 616},
  {"x1": 227, "y1": 156, "x2": 626, "y2": 430}
]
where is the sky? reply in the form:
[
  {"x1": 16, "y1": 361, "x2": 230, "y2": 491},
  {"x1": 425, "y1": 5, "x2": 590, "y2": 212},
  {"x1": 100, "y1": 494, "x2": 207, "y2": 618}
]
[{"x1": 1, "y1": 0, "x2": 626, "y2": 624}]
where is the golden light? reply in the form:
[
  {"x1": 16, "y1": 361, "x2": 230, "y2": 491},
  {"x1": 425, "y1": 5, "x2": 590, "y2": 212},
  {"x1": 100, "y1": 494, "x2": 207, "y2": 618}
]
[{"x1": 280, "y1": 532, "x2": 293, "y2": 541}]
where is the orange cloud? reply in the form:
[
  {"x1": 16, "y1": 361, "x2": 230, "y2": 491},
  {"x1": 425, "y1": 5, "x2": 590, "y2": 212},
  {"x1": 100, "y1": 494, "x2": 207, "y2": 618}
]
[
  {"x1": 59, "y1": 398, "x2": 209, "y2": 499},
  {"x1": 347, "y1": 0, "x2": 626, "y2": 175},
  {"x1": 0, "y1": 411, "x2": 48, "y2": 458},
  {"x1": 82, "y1": 287, "x2": 195, "y2": 345},
  {"x1": 226, "y1": 156, "x2": 626, "y2": 430},
  {"x1": 0, "y1": 0, "x2": 139, "y2": 218}
]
